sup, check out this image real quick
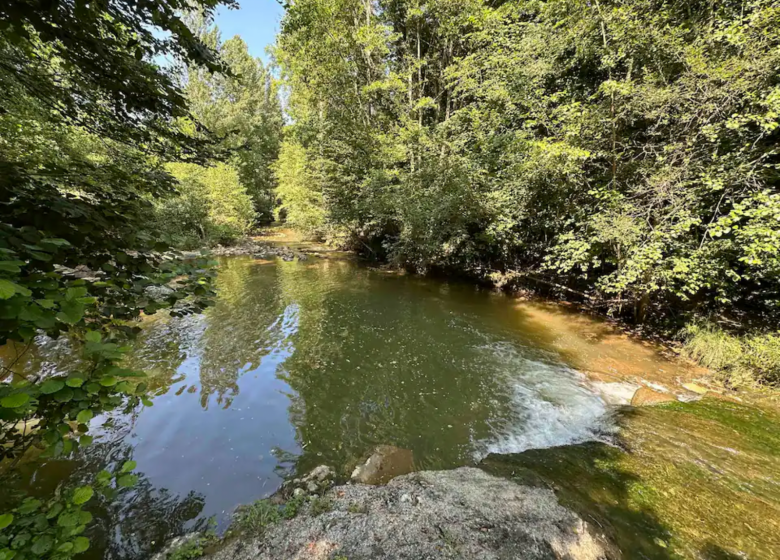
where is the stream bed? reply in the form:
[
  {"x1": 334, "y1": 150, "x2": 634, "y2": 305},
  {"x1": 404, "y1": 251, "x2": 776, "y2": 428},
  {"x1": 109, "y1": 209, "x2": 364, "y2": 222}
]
[{"x1": 1, "y1": 255, "x2": 779, "y2": 559}]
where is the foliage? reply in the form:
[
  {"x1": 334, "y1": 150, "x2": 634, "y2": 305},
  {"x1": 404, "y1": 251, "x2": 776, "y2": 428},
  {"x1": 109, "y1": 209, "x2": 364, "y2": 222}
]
[
  {"x1": 231, "y1": 499, "x2": 280, "y2": 534},
  {"x1": 274, "y1": 0, "x2": 780, "y2": 330},
  {"x1": 0, "y1": 1, "x2": 230, "y2": 558},
  {"x1": 308, "y1": 496, "x2": 333, "y2": 517},
  {"x1": 272, "y1": 141, "x2": 328, "y2": 237},
  {"x1": 182, "y1": 11, "x2": 284, "y2": 222},
  {"x1": 231, "y1": 494, "x2": 309, "y2": 535},
  {"x1": 682, "y1": 324, "x2": 780, "y2": 387},
  {"x1": 163, "y1": 526, "x2": 218, "y2": 560},
  {"x1": 155, "y1": 163, "x2": 255, "y2": 247},
  {"x1": 0, "y1": 463, "x2": 137, "y2": 560}
]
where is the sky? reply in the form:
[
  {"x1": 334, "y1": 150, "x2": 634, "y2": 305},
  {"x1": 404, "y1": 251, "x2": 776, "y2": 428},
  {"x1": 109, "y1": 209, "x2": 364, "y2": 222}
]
[{"x1": 214, "y1": 0, "x2": 286, "y2": 64}]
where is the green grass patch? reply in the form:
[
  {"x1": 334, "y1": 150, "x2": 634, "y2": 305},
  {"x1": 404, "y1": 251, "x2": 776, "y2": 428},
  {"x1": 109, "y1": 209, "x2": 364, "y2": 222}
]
[{"x1": 681, "y1": 323, "x2": 780, "y2": 387}]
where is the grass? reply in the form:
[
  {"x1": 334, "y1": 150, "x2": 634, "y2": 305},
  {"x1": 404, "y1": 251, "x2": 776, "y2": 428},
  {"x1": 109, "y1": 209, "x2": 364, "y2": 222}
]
[
  {"x1": 347, "y1": 502, "x2": 367, "y2": 514},
  {"x1": 230, "y1": 493, "x2": 327, "y2": 535},
  {"x1": 681, "y1": 323, "x2": 780, "y2": 388},
  {"x1": 232, "y1": 499, "x2": 281, "y2": 533},
  {"x1": 309, "y1": 496, "x2": 334, "y2": 516},
  {"x1": 166, "y1": 532, "x2": 218, "y2": 560}
]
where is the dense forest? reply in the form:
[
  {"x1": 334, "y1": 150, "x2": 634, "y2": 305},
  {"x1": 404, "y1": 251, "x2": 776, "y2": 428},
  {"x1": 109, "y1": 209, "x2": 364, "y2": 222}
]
[
  {"x1": 273, "y1": 0, "x2": 780, "y2": 386},
  {"x1": 0, "y1": 1, "x2": 778, "y2": 558}
]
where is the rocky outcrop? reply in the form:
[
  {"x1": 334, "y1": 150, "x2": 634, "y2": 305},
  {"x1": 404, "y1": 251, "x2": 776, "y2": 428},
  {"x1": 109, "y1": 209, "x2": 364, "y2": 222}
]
[
  {"x1": 205, "y1": 467, "x2": 615, "y2": 560},
  {"x1": 351, "y1": 445, "x2": 415, "y2": 485},
  {"x1": 630, "y1": 387, "x2": 677, "y2": 406}
]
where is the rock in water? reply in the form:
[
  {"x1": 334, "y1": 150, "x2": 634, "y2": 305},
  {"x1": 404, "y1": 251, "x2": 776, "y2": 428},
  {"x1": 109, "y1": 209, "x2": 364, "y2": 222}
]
[
  {"x1": 351, "y1": 445, "x2": 415, "y2": 485},
  {"x1": 205, "y1": 468, "x2": 615, "y2": 560},
  {"x1": 630, "y1": 387, "x2": 677, "y2": 406}
]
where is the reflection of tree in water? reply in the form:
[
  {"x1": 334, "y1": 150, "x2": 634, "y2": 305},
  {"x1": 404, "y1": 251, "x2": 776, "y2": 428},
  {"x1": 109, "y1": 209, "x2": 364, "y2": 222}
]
[
  {"x1": 196, "y1": 258, "x2": 285, "y2": 409},
  {"x1": 0, "y1": 336, "x2": 86, "y2": 380},
  {"x1": 123, "y1": 313, "x2": 203, "y2": 394},
  {"x1": 1, "y1": 413, "x2": 208, "y2": 560},
  {"x1": 272, "y1": 261, "x2": 518, "y2": 475}
]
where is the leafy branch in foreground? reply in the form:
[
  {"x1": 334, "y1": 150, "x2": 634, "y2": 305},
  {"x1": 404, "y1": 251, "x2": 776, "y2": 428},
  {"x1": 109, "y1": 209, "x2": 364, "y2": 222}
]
[{"x1": 0, "y1": 461, "x2": 139, "y2": 560}]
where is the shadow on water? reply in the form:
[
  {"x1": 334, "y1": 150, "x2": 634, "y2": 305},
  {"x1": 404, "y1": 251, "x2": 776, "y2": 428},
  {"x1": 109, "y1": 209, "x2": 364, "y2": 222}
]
[{"x1": 480, "y1": 401, "x2": 780, "y2": 560}]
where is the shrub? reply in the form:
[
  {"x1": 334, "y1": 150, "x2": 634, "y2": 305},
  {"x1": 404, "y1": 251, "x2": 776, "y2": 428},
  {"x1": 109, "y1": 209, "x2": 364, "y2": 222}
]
[
  {"x1": 682, "y1": 324, "x2": 780, "y2": 387},
  {"x1": 155, "y1": 163, "x2": 255, "y2": 248}
]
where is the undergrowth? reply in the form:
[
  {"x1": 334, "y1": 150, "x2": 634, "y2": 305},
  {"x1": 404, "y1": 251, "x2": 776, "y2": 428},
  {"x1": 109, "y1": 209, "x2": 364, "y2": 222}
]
[{"x1": 681, "y1": 323, "x2": 780, "y2": 388}]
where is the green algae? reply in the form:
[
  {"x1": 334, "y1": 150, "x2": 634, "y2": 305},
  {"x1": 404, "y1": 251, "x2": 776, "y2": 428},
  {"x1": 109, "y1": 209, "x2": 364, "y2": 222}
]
[{"x1": 481, "y1": 398, "x2": 780, "y2": 560}]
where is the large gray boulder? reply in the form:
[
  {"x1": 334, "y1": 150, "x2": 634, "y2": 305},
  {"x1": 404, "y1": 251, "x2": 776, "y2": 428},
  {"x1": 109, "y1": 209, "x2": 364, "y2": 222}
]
[{"x1": 208, "y1": 467, "x2": 615, "y2": 560}]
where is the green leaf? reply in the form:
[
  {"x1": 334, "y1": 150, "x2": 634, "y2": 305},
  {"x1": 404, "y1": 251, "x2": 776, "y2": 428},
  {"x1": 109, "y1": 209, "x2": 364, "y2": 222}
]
[
  {"x1": 0, "y1": 514, "x2": 13, "y2": 530},
  {"x1": 0, "y1": 393, "x2": 30, "y2": 408},
  {"x1": 53, "y1": 388, "x2": 74, "y2": 402},
  {"x1": 79, "y1": 435, "x2": 94, "y2": 446},
  {"x1": 29, "y1": 252, "x2": 52, "y2": 262},
  {"x1": 84, "y1": 330, "x2": 101, "y2": 343},
  {"x1": 45, "y1": 503, "x2": 63, "y2": 520},
  {"x1": 35, "y1": 299, "x2": 56, "y2": 309},
  {"x1": 120, "y1": 460, "x2": 137, "y2": 473},
  {"x1": 17, "y1": 499, "x2": 41, "y2": 514},
  {"x1": 40, "y1": 378, "x2": 65, "y2": 394},
  {"x1": 65, "y1": 287, "x2": 88, "y2": 300},
  {"x1": 117, "y1": 474, "x2": 138, "y2": 488},
  {"x1": 0, "y1": 280, "x2": 20, "y2": 300},
  {"x1": 0, "y1": 261, "x2": 23, "y2": 273},
  {"x1": 40, "y1": 238, "x2": 70, "y2": 247},
  {"x1": 56, "y1": 300, "x2": 85, "y2": 324},
  {"x1": 66, "y1": 377, "x2": 85, "y2": 388},
  {"x1": 85, "y1": 382, "x2": 101, "y2": 394},
  {"x1": 57, "y1": 542, "x2": 74, "y2": 553},
  {"x1": 78, "y1": 511, "x2": 92, "y2": 525},
  {"x1": 30, "y1": 535, "x2": 53, "y2": 556},
  {"x1": 57, "y1": 512, "x2": 80, "y2": 527},
  {"x1": 99, "y1": 376, "x2": 117, "y2": 387},
  {"x1": 72, "y1": 536, "x2": 90, "y2": 554},
  {"x1": 76, "y1": 410, "x2": 93, "y2": 423},
  {"x1": 95, "y1": 470, "x2": 112, "y2": 485},
  {"x1": 72, "y1": 486, "x2": 94, "y2": 505},
  {"x1": 0, "y1": 549, "x2": 17, "y2": 560}
]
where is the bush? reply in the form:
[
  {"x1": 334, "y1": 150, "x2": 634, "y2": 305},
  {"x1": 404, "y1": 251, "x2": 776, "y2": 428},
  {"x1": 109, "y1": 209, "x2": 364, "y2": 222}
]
[
  {"x1": 682, "y1": 324, "x2": 780, "y2": 388},
  {"x1": 155, "y1": 163, "x2": 255, "y2": 248}
]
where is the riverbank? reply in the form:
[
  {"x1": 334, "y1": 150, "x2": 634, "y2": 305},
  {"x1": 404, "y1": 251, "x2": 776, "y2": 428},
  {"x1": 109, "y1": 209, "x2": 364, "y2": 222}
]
[{"x1": 159, "y1": 467, "x2": 616, "y2": 560}]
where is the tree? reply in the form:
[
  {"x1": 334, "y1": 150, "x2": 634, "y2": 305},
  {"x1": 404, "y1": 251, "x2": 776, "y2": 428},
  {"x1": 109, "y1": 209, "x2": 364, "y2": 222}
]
[
  {"x1": 274, "y1": 0, "x2": 780, "y2": 328},
  {"x1": 0, "y1": 1, "x2": 235, "y2": 557},
  {"x1": 182, "y1": 11, "x2": 284, "y2": 222}
]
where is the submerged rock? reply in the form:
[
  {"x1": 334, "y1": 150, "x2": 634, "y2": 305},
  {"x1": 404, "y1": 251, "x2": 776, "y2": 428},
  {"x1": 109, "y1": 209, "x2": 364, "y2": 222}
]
[
  {"x1": 588, "y1": 381, "x2": 641, "y2": 406},
  {"x1": 278, "y1": 465, "x2": 337, "y2": 499},
  {"x1": 205, "y1": 467, "x2": 614, "y2": 560},
  {"x1": 351, "y1": 445, "x2": 415, "y2": 485},
  {"x1": 630, "y1": 387, "x2": 677, "y2": 407}
]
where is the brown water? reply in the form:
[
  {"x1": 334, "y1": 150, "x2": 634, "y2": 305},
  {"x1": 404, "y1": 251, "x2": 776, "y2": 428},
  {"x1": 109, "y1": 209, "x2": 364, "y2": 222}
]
[{"x1": 1, "y1": 256, "x2": 776, "y2": 560}]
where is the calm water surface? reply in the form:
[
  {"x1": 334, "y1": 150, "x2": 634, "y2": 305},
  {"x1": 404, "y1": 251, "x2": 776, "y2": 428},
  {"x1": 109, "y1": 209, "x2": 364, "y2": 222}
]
[{"x1": 3, "y1": 256, "x2": 630, "y2": 558}]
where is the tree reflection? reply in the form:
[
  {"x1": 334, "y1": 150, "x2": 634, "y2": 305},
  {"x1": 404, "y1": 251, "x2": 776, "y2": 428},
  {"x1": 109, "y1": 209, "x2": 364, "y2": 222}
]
[{"x1": 271, "y1": 260, "x2": 519, "y2": 475}]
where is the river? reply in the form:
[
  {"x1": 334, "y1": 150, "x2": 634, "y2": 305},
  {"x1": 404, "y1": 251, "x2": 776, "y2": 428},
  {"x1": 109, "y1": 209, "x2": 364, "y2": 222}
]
[{"x1": 1, "y1": 255, "x2": 778, "y2": 559}]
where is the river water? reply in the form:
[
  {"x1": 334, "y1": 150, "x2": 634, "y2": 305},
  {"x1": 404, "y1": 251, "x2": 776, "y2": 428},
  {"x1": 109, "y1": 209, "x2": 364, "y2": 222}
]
[{"x1": 2, "y1": 255, "x2": 778, "y2": 559}]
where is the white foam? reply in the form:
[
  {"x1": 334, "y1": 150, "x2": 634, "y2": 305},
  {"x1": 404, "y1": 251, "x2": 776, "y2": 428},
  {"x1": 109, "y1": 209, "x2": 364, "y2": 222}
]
[{"x1": 473, "y1": 343, "x2": 615, "y2": 459}]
